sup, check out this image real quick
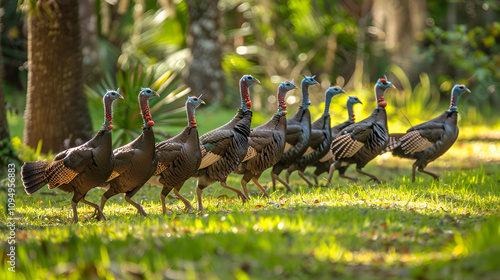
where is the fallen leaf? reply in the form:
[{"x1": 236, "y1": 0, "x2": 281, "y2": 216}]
[
  {"x1": 438, "y1": 194, "x2": 446, "y2": 198},
  {"x1": 228, "y1": 199, "x2": 237, "y2": 202},
  {"x1": 165, "y1": 207, "x2": 172, "y2": 212},
  {"x1": 390, "y1": 232, "x2": 402, "y2": 239},
  {"x1": 218, "y1": 195, "x2": 229, "y2": 200},
  {"x1": 279, "y1": 194, "x2": 284, "y2": 201},
  {"x1": 380, "y1": 222, "x2": 388, "y2": 229},
  {"x1": 255, "y1": 205, "x2": 263, "y2": 208}
]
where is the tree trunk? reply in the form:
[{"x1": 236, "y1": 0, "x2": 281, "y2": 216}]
[
  {"x1": 372, "y1": 0, "x2": 427, "y2": 81},
  {"x1": 80, "y1": 0, "x2": 101, "y2": 85},
  {"x1": 186, "y1": 0, "x2": 224, "y2": 103},
  {"x1": 24, "y1": 0, "x2": 92, "y2": 153}
]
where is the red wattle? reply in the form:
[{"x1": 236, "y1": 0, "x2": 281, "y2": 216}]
[
  {"x1": 246, "y1": 101, "x2": 252, "y2": 109},
  {"x1": 108, "y1": 125, "x2": 113, "y2": 130},
  {"x1": 378, "y1": 101, "x2": 387, "y2": 107},
  {"x1": 147, "y1": 120, "x2": 155, "y2": 127}
]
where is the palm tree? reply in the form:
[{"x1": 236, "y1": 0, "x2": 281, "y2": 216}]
[
  {"x1": 186, "y1": 0, "x2": 224, "y2": 103},
  {"x1": 23, "y1": 0, "x2": 92, "y2": 153}
]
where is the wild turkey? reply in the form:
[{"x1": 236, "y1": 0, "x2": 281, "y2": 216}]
[
  {"x1": 21, "y1": 89, "x2": 124, "y2": 223},
  {"x1": 233, "y1": 80, "x2": 297, "y2": 198},
  {"x1": 310, "y1": 96, "x2": 363, "y2": 186},
  {"x1": 385, "y1": 84, "x2": 470, "y2": 182},
  {"x1": 285, "y1": 86, "x2": 345, "y2": 187},
  {"x1": 325, "y1": 77, "x2": 395, "y2": 184},
  {"x1": 99, "y1": 88, "x2": 159, "y2": 217},
  {"x1": 147, "y1": 95, "x2": 205, "y2": 213},
  {"x1": 271, "y1": 75, "x2": 318, "y2": 191},
  {"x1": 194, "y1": 75, "x2": 260, "y2": 211}
]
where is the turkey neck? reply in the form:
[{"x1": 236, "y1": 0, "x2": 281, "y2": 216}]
[
  {"x1": 347, "y1": 102, "x2": 355, "y2": 122},
  {"x1": 103, "y1": 96, "x2": 114, "y2": 130},
  {"x1": 277, "y1": 85, "x2": 288, "y2": 116},
  {"x1": 449, "y1": 91, "x2": 464, "y2": 112},
  {"x1": 301, "y1": 81, "x2": 312, "y2": 110},
  {"x1": 240, "y1": 78, "x2": 252, "y2": 112},
  {"x1": 187, "y1": 105, "x2": 198, "y2": 128},
  {"x1": 322, "y1": 93, "x2": 334, "y2": 116},
  {"x1": 375, "y1": 85, "x2": 387, "y2": 108},
  {"x1": 139, "y1": 95, "x2": 154, "y2": 127}
]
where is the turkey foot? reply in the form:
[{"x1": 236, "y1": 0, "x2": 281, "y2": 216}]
[
  {"x1": 125, "y1": 195, "x2": 148, "y2": 217},
  {"x1": 81, "y1": 198, "x2": 106, "y2": 221},
  {"x1": 356, "y1": 168, "x2": 381, "y2": 184}
]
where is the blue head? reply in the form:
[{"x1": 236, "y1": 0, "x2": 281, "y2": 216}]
[
  {"x1": 347, "y1": 96, "x2": 362, "y2": 107},
  {"x1": 186, "y1": 95, "x2": 206, "y2": 110},
  {"x1": 139, "y1": 88, "x2": 160, "y2": 100},
  {"x1": 301, "y1": 75, "x2": 319, "y2": 108},
  {"x1": 104, "y1": 89, "x2": 124, "y2": 102}
]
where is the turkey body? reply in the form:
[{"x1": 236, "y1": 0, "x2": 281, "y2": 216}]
[
  {"x1": 234, "y1": 113, "x2": 287, "y2": 197},
  {"x1": 328, "y1": 107, "x2": 389, "y2": 183},
  {"x1": 389, "y1": 111, "x2": 458, "y2": 181},
  {"x1": 21, "y1": 89, "x2": 123, "y2": 223},
  {"x1": 22, "y1": 127, "x2": 114, "y2": 222},
  {"x1": 149, "y1": 125, "x2": 201, "y2": 211},
  {"x1": 195, "y1": 109, "x2": 252, "y2": 210},
  {"x1": 100, "y1": 126, "x2": 157, "y2": 216},
  {"x1": 310, "y1": 118, "x2": 355, "y2": 185},
  {"x1": 271, "y1": 106, "x2": 311, "y2": 191},
  {"x1": 286, "y1": 113, "x2": 331, "y2": 187}
]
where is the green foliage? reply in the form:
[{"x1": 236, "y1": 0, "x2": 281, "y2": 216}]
[
  {"x1": 10, "y1": 136, "x2": 52, "y2": 163},
  {"x1": 421, "y1": 22, "x2": 500, "y2": 121},
  {"x1": 85, "y1": 65, "x2": 190, "y2": 148}
]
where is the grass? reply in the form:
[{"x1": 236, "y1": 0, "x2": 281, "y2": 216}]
[{"x1": 1, "y1": 138, "x2": 500, "y2": 279}]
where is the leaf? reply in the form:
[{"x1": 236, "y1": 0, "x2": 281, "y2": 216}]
[
  {"x1": 380, "y1": 222, "x2": 388, "y2": 229},
  {"x1": 218, "y1": 195, "x2": 229, "y2": 200},
  {"x1": 279, "y1": 194, "x2": 284, "y2": 201},
  {"x1": 390, "y1": 232, "x2": 401, "y2": 240},
  {"x1": 255, "y1": 205, "x2": 263, "y2": 208}
]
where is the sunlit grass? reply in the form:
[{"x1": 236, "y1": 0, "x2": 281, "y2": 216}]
[{"x1": 1, "y1": 137, "x2": 499, "y2": 279}]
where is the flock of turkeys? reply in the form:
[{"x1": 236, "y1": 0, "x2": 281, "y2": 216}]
[{"x1": 21, "y1": 75, "x2": 470, "y2": 223}]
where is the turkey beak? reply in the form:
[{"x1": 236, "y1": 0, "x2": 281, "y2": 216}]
[
  {"x1": 201, "y1": 100, "x2": 206, "y2": 105},
  {"x1": 155, "y1": 92, "x2": 160, "y2": 97},
  {"x1": 255, "y1": 79, "x2": 261, "y2": 85},
  {"x1": 465, "y1": 88, "x2": 471, "y2": 93},
  {"x1": 118, "y1": 95, "x2": 125, "y2": 100}
]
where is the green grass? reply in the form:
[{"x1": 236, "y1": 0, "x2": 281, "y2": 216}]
[{"x1": 1, "y1": 138, "x2": 500, "y2": 279}]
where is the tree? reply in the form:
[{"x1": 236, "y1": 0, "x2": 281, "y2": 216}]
[
  {"x1": 186, "y1": 0, "x2": 224, "y2": 103},
  {"x1": 80, "y1": 0, "x2": 101, "y2": 85},
  {"x1": 372, "y1": 0, "x2": 427, "y2": 81},
  {"x1": 23, "y1": 0, "x2": 92, "y2": 153}
]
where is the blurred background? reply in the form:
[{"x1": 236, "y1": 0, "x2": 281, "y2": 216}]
[{"x1": 1, "y1": 0, "x2": 499, "y2": 167}]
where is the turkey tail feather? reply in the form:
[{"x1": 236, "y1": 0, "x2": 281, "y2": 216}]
[
  {"x1": 382, "y1": 133, "x2": 406, "y2": 154},
  {"x1": 21, "y1": 161, "x2": 49, "y2": 194}
]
